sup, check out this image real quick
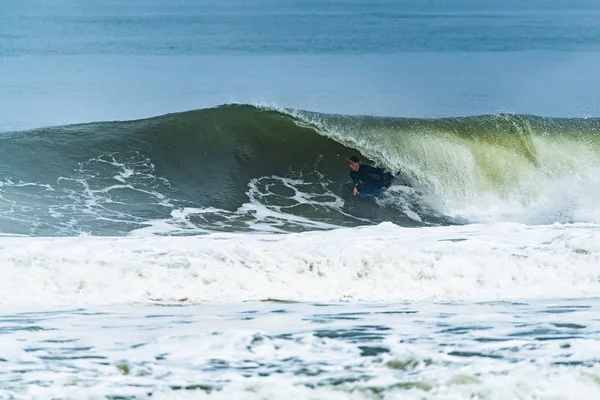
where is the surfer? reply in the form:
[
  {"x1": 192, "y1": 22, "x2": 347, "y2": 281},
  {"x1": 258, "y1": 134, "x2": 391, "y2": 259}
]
[{"x1": 348, "y1": 156, "x2": 393, "y2": 196}]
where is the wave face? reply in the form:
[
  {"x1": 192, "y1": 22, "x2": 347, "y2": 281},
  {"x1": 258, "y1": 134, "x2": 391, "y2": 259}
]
[{"x1": 2, "y1": 104, "x2": 600, "y2": 236}]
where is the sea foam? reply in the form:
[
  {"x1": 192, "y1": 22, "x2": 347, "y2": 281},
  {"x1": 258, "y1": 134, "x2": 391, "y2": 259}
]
[{"x1": 1, "y1": 222, "x2": 599, "y2": 309}]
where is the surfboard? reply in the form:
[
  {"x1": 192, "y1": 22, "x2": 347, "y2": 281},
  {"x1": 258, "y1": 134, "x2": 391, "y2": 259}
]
[{"x1": 358, "y1": 187, "x2": 385, "y2": 197}]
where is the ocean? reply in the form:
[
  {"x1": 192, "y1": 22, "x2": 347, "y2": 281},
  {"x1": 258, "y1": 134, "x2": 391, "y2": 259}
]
[{"x1": 2, "y1": 0, "x2": 600, "y2": 398}]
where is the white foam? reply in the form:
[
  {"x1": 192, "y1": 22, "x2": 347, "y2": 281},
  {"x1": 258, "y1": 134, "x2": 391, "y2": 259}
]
[
  {"x1": 4, "y1": 301, "x2": 600, "y2": 400},
  {"x1": 23, "y1": 367, "x2": 600, "y2": 400},
  {"x1": 138, "y1": 366, "x2": 600, "y2": 400},
  {"x1": 1, "y1": 222, "x2": 600, "y2": 309},
  {"x1": 132, "y1": 174, "x2": 370, "y2": 236}
]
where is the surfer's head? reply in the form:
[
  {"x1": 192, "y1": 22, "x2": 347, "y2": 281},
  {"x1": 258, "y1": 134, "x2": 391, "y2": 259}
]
[{"x1": 348, "y1": 156, "x2": 360, "y2": 171}]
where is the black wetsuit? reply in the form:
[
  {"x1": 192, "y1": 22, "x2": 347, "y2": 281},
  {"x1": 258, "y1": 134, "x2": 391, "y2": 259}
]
[{"x1": 350, "y1": 164, "x2": 393, "y2": 193}]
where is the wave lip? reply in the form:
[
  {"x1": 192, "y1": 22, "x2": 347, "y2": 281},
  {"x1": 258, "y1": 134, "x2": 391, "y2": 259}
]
[{"x1": 2, "y1": 222, "x2": 599, "y2": 309}]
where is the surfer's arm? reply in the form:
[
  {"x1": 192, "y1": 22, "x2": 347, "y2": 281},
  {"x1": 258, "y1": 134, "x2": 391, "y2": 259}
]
[
  {"x1": 378, "y1": 168, "x2": 386, "y2": 189},
  {"x1": 350, "y1": 172, "x2": 360, "y2": 195},
  {"x1": 350, "y1": 172, "x2": 359, "y2": 187}
]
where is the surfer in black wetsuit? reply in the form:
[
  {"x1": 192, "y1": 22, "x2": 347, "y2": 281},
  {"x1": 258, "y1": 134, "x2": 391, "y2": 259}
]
[{"x1": 348, "y1": 156, "x2": 393, "y2": 196}]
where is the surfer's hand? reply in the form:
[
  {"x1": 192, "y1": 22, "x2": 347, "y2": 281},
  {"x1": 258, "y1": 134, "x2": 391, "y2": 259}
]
[
  {"x1": 382, "y1": 186, "x2": 387, "y2": 191},
  {"x1": 353, "y1": 187, "x2": 358, "y2": 196}
]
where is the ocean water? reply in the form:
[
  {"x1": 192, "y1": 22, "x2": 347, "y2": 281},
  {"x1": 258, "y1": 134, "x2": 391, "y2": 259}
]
[{"x1": 2, "y1": 0, "x2": 600, "y2": 398}]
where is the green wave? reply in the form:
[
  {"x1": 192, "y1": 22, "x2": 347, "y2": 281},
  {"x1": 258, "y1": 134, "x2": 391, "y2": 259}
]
[{"x1": 3, "y1": 104, "x2": 600, "y2": 235}]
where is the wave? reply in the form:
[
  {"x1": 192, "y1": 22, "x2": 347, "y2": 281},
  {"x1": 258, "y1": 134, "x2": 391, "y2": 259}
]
[
  {"x1": 2, "y1": 104, "x2": 600, "y2": 235},
  {"x1": 1, "y1": 222, "x2": 599, "y2": 308}
]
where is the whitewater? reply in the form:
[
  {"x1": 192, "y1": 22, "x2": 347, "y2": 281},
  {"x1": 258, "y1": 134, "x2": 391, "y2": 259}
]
[
  {"x1": 4, "y1": 0, "x2": 600, "y2": 399},
  {"x1": 1, "y1": 222, "x2": 600, "y2": 309}
]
